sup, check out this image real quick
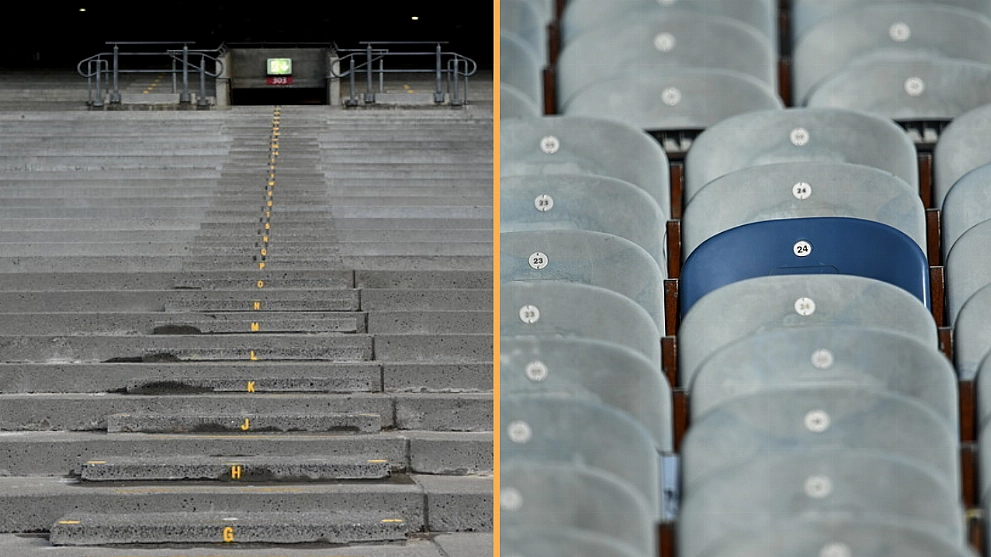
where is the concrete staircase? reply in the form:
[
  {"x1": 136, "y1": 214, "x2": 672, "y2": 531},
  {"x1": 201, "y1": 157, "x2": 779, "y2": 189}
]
[{"x1": 0, "y1": 103, "x2": 492, "y2": 555}]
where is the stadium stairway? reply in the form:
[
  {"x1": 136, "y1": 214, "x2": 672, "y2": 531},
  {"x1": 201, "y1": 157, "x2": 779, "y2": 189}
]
[{"x1": 0, "y1": 99, "x2": 493, "y2": 555}]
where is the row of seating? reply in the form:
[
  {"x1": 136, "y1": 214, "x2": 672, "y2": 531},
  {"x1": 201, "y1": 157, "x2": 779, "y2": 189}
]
[{"x1": 500, "y1": 1, "x2": 990, "y2": 556}]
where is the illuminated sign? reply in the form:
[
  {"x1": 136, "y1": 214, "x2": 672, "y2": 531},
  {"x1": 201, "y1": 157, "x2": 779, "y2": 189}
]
[{"x1": 267, "y1": 58, "x2": 292, "y2": 76}]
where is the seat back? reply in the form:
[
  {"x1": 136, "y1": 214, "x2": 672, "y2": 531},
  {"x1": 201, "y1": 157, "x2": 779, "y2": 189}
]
[{"x1": 679, "y1": 217, "x2": 931, "y2": 317}]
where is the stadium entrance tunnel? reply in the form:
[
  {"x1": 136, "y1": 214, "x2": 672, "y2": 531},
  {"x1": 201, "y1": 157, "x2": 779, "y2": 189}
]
[{"x1": 223, "y1": 45, "x2": 337, "y2": 106}]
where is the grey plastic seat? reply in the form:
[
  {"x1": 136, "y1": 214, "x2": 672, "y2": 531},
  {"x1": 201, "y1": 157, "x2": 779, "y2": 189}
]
[
  {"x1": 502, "y1": 528, "x2": 646, "y2": 557},
  {"x1": 680, "y1": 386, "x2": 961, "y2": 494},
  {"x1": 681, "y1": 161, "x2": 926, "y2": 260},
  {"x1": 501, "y1": 32, "x2": 543, "y2": 111},
  {"x1": 690, "y1": 326, "x2": 958, "y2": 429},
  {"x1": 976, "y1": 410, "x2": 991, "y2": 501},
  {"x1": 556, "y1": 11, "x2": 776, "y2": 108},
  {"x1": 562, "y1": 69, "x2": 783, "y2": 132},
  {"x1": 678, "y1": 274, "x2": 938, "y2": 389},
  {"x1": 502, "y1": 0, "x2": 548, "y2": 62},
  {"x1": 501, "y1": 335, "x2": 672, "y2": 451},
  {"x1": 792, "y1": 4, "x2": 991, "y2": 104},
  {"x1": 501, "y1": 84, "x2": 541, "y2": 120},
  {"x1": 942, "y1": 164, "x2": 991, "y2": 261},
  {"x1": 501, "y1": 116, "x2": 671, "y2": 217},
  {"x1": 791, "y1": 0, "x2": 991, "y2": 43},
  {"x1": 684, "y1": 108, "x2": 919, "y2": 200},
  {"x1": 501, "y1": 461, "x2": 655, "y2": 557},
  {"x1": 501, "y1": 395, "x2": 662, "y2": 518},
  {"x1": 946, "y1": 218, "x2": 991, "y2": 324},
  {"x1": 805, "y1": 55, "x2": 991, "y2": 121},
  {"x1": 678, "y1": 451, "x2": 965, "y2": 557},
  {"x1": 699, "y1": 519, "x2": 977, "y2": 557},
  {"x1": 501, "y1": 280, "x2": 662, "y2": 366},
  {"x1": 953, "y1": 284, "x2": 991, "y2": 382},
  {"x1": 975, "y1": 343, "x2": 991, "y2": 429},
  {"x1": 935, "y1": 103, "x2": 991, "y2": 208},
  {"x1": 500, "y1": 230, "x2": 665, "y2": 331},
  {"x1": 500, "y1": 174, "x2": 667, "y2": 266},
  {"x1": 561, "y1": 0, "x2": 776, "y2": 51}
]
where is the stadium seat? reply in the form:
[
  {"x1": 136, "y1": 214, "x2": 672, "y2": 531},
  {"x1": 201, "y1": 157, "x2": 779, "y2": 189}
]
[
  {"x1": 945, "y1": 218, "x2": 991, "y2": 324},
  {"x1": 975, "y1": 341, "x2": 991, "y2": 427},
  {"x1": 501, "y1": 116, "x2": 671, "y2": 216},
  {"x1": 681, "y1": 161, "x2": 926, "y2": 260},
  {"x1": 501, "y1": 461, "x2": 656, "y2": 557},
  {"x1": 678, "y1": 217, "x2": 931, "y2": 317},
  {"x1": 501, "y1": 32, "x2": 544, "y2": 113},
  {"x1": 560, "y1": 0, "x2": 776, "y2": 51},
  {"x1": 500, "y1": 280, "x2": 662, "y2": 366},
  {"x1": 941, "y1": 163, "x2": 991, "y2": 261},
  {"x1": 500, "y1": 230, "x2": 665, "y2": 331},
  {"x1": 696, "y1": 519, "x2": 977, "y2": 557},
  {"x1": 501, "y1": 84, "x2": 541, "y2": 120},
  {"x1": 562, "y1": 69, "x2": 783, "y2": 132},
  {"x1": 790, "y1": 0, "x2": 991, "y2": 43},
  {"x1": 500, "y1": 335, "x2": 672, "y2": 451},
  {"x1": 804, "y1": 56, "x2": 991, "y2": 121},
  {"x1": 951, "y1": 283, "x2": 991, "y2": 381},
  {"x1": 935, "y1": 103, "x2": 991, "y2": 207},
  {"x1": 502, "y1": 0, "x2": 548, "y2": 63},
  {"x1": 678, "y1": 451, "x2": 966, "y2": 557},
  {"x1": 500, "y1": 174, "x2": 668, "y2": 266},
  {"x1": 680, "y1": 386, "x2": 961, "y2": 493},
  {"x1": 501, "y1": 395, "x2": 662, "y2": 517},
  {"x1": 791, "y1": 4, "x2": 991, "y2": 105},
  {"x1": 555, "y1": 11, "x2": 776, "y2": 108},
  {"x1": 683, "y1": 108, "x2": 919, "y2": 201},
  {"x1": 677, "y1": 275, "x2": 938, "y2": 389},
  {"x1": 502, "y1": 528, "x2": 646, "y2": 557},
  {"x1": 690, "y1": 326, "x2": 958, "y2": 428}
]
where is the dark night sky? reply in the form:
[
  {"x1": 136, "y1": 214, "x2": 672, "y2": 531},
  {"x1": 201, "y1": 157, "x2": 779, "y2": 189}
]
[{"x1": 2, "y1": 3, "x2": 493, "y2": 68}]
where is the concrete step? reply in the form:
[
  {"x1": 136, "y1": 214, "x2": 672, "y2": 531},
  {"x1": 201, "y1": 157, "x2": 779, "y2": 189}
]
[
  {"x1": 0, "y1": 290, "x2": 360, "y2": 313},
  {"x1": 186, "y1": 242, "x2": 493, "y2": 257},
  {"x1": 373, "y1": 334, "x2": 491, "y2": 362},
  {"x1": 49, "y1": 510, "x2": 409, "y2": 545},
  {"x1": 0, "y1": 269, "x2": 489, "y2": 291},
  {"x1": 0, "y1": 254, "x2": 493, "y2": 272},
  {"x1": 0, "y1": 475, "x2": 491, "y2": 533},
  {"x1": 0, "y1": 312, "x2": 366, "y2": 335},
  {"x1": 79, "y1": 454, "x2": 391, "y2": 482},
  {"x1": 0, "y1": 393, "x2": 490, "y2": 432},
  {"x1": 0, "y1": 430, "x2": 491, "y2": 477},
  {"x1": 0, "y1": 270, "x2": 356, "y2": 290},
  {"x1": 0, "y1": 334, "x2": 374, "y2": 363},
  {"x1": 191, "y1": 229, "x2": 493, "y2": 243},
  {"x1": 367, "y1": 311, "x2": 492, "y2": 334},
  {"x1": 106, "y1": 412, "x2": 382, "y2": 434},
  {"x1": 360, "y1": 289, "x2": 492, "y2": 311},
  {"x1": 0, "y1": 361, "x2": 490, "y2": 394},
  {"x1": 0, "y1": 533, "x2": 483, "y2": 557}
]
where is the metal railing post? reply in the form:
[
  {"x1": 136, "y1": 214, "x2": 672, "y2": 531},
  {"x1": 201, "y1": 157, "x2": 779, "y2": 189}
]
[
  {"x1": 452, "y1": 56, "x2": 462, "y2": 106},
  {"x1": 434, "y1": 43, "x2": 444, "y2": 103},
  {"x1": 346, "y1": 57, "x2": 358, "y2": 107},
  {"x1": 197, "y1": 54, "x2": 209, "y2": 107},
  {"x1": 364, "y1": 43, "x2": 375, "y2": 104},
  {"x1": 109, "y1": 45, "x2": 121, "y2": 104},
  {"x1": 92, "y1": 60, "x2": 105, "y2": 108},
  {"x1": 379, "y1": 58, "x2": 384, "y2": 93},
  {"x1": 179, "y1": 45, "x2": 192, "y2": 103}
]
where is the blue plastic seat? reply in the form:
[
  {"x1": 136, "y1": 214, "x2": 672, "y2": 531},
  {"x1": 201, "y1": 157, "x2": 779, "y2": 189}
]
[{"x1": 679, "y1": 217, "x2": 931, "y2": 317}]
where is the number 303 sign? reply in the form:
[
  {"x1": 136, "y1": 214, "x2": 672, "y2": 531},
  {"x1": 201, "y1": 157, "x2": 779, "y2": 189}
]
[{"x1": 267, "y1": 76, "x2": 293, "y2": 85}]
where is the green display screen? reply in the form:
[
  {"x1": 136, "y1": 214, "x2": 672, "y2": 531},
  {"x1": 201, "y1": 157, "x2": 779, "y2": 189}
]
[{"x1": 267, "y1": 58, "x2": 293, "y2": 76}]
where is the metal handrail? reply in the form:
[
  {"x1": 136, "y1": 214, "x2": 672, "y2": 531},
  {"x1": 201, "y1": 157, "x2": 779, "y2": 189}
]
[
  {"x1": 329, "y1": 41, "x2": 478, "y2": 106},
  {"x1": 77, "y1": 42, "x2": 225, "y2": 107}
]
